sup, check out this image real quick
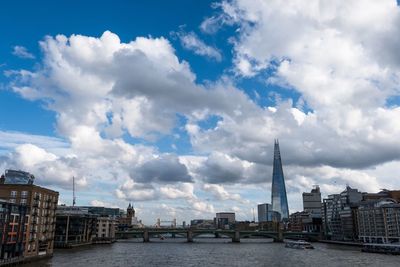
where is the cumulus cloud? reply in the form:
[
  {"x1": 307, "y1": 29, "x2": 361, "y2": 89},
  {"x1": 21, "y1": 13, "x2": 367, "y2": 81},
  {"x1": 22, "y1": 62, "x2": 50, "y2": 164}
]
[
  {"x1": 134, "y1": 155, "x2": 193, "y2": 183},
  {"x1": 5, "y1": 7, "x2": 400, "y2": 223},
  {"x1": 12, "y1": 45, "x2": 35, "y2": 59},
  {"x1": 203, "y1": 183, "x2": 248, "y2": 203}
]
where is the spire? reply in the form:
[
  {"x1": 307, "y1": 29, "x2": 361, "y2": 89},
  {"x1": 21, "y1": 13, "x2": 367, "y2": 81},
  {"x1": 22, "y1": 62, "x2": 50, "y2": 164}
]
[{"x1": 271, "y1": 139, "x2": 289, "y2": 220}]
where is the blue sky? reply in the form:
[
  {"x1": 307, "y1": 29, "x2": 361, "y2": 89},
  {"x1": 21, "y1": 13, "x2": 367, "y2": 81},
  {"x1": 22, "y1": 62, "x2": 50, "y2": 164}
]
[{"x1": 1, "y1": 0, "x2": 400, "y2": 224}]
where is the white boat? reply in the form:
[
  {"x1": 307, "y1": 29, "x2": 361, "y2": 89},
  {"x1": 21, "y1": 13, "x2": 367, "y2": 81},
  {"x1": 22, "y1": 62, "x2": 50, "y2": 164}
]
[{"x1": 285, "y1": 240, "x2": 314, "y2": 249}]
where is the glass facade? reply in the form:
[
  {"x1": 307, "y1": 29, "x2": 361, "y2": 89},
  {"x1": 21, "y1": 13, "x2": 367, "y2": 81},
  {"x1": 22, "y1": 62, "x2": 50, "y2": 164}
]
[
  {"x1": 3, "y1": 170, "x2": 35, "y2": 185},
  {"x1": 271, "y1": 140, "x2": 289, "y2": 220},
  {"x1": 257, "y1": 203, "x2": 281, "y2": 222}
]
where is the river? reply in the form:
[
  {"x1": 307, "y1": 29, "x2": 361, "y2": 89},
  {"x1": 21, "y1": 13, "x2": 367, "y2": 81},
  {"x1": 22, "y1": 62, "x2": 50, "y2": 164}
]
[{"x1": 26, "y1": 238, "x2": 399, "y2": 267}]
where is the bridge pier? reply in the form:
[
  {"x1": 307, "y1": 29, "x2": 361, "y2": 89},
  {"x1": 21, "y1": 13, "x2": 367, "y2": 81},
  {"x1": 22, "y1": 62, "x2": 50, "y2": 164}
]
[
  {"x1": 187, "y1": 230, "x2": 193, "y2": 243},
  {"x1": 273, "y1": 228, "x2": 283, "y2": 242},
  {"x1": 232, "y1": 230, "x2": 240, "y2": 243},
  {"x1": 143, "y1": 230, "x2": 150, "y2": 242}
]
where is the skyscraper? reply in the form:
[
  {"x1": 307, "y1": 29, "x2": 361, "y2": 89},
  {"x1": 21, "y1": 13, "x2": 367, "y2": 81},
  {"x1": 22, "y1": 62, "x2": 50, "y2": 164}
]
[{"x1": 271, "y1": 139, "x2": 289, "y2": 220}]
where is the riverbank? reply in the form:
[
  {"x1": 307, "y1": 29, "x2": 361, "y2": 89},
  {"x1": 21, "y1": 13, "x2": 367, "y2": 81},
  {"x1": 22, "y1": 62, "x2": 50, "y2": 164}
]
[{"x1": 318, "y1": 240, "x2": 363, "y2": 247}]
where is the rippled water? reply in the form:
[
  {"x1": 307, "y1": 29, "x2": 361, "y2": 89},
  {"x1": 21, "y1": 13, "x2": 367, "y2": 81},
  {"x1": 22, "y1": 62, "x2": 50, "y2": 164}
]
[{"x1": 27, "y1": 238, "x2": 399, "y2": 267}]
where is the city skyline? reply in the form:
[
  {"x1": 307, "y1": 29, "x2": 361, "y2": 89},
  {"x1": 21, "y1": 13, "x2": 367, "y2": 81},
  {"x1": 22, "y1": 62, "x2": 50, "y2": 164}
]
[{"x1": 1, "y1": 0, "x2": 400, "y2": 224}]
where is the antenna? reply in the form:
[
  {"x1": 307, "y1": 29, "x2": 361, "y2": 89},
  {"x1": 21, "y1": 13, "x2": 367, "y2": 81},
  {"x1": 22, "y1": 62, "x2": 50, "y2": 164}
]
[{"x1": 72, "y1": 176, "x2": 76, "y2": 206}]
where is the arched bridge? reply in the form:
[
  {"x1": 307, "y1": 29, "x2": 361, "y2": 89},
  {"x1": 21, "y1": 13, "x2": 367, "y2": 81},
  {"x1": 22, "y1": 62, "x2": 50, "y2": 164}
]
[{"x1": 116, "y1": 228, "x2": 321, "y2": 243}]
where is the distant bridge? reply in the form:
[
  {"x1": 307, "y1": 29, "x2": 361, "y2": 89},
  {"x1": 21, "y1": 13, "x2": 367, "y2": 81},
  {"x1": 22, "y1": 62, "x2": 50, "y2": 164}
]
[{"x1": 115, "y1": 228, "x2": 321, "y2": 243}]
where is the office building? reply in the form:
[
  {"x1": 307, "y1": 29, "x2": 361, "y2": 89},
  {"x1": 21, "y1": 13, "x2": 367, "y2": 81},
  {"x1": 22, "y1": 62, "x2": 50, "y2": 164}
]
[
  {"x1": 257, "y1": 203, "x2": 281, "y2": 222},
  {"x1": 303, "y1": 186, "x2": 322, "y2": 218},
  {"x1": 85, "y1": 206, "x2": 120, "y2": 218},
  {"x1": 94, "y1": 217, "x2": 116, "y2": 243},
  {"x1": 54, "y1": 206, "x2": 97, "y2": 248},
  {"x1": 215, "y1": 212, "x2": 235, "y2": 229},
  {"x1": 322, "y1": 186, "x2": 362, "y2": 240},
  {"x1": 271, "y1": 140, "x2": 289, "y2": 220},
  {"x1": 0, "y1": 182, "x2": 59, "y2": 259},
  {"x1": 358, "y1": 198, "x2": 400, "y2": 243}
]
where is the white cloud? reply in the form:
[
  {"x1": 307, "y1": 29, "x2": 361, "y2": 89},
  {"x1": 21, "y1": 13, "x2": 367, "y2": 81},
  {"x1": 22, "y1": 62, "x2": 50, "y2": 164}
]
[
  {"x1": 203, "y1": 183, "x2": 248, "y2": 203},
  {"x1": 177, "y1": 31, "x2": 222, "y2": 61},
  {"x1": 12, "y1": 45, "x2": 35, "y2": 59},
  {"x1": 5, "y1": 15, "x2": 400, "y2": 224}
]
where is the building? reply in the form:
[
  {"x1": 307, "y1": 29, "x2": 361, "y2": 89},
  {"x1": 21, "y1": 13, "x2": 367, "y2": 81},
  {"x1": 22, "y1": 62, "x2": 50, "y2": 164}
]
[
  {"x1": 0, "y1": 200, "x2": 28, "y2": 262},
  {"x1": 190, "y1": 219, "x2": 214, "y2": 229},
  {"x1": 0, "y1": 170, "x2": 34, "y2": 185},
  {"x1": 363, "y1": 190, "x2": 400, "y2": 203},
  {"x1": 215, "y1": 212, "x2": 235, "y2": 229},
  {"x1": 54, "y1": 206, "x2": 97, "y2": 248},
  {"x1": 303, "y1": 186, "x2": 322, "y2": 218},
  {"x1": 322, "y1": 186, "x2": 362, "y2": 240},
  {"x1": 288, "y1": 211, "x2": 310, "y2": 232},
  {"x1": 257, "y1": 203, "x2": 281, "y2": 222},
  {"x1": 358, "y1": 198, "x2": 400, "y2": 244},
  {"x1": 0, "y1": 182, "x2": 59, "y2": 259},
  {"x1": 117, "y1": 203, "x2": 143, "y2": 230},
  {"x1": 85, "y1": 206, "x2": 120, "y2": 218},
  {"x1": 271, "y1": 140, "x2": 289, "y2": 221},
  {"x1": 93, "y1": 217, "x2": 116, "y2": 243}
]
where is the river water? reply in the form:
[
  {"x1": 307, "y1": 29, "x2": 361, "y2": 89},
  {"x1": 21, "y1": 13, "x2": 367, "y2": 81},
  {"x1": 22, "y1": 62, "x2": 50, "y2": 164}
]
[{"x1": 27, "y1": 238, "x2": 399, "y2": 267}]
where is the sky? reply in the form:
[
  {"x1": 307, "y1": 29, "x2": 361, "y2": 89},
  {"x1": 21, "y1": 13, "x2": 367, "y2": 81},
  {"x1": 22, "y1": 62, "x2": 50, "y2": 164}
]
[{"x1": 1, "y1": 0, "x2": 400, "y2": 224}]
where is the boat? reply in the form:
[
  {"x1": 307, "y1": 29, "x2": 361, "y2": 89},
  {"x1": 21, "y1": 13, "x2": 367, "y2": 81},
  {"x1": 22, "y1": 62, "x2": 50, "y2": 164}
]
[
  {"x1": 285, "y1": 240, "x2": 314, "y2": 249},
  {"x1": 361, "y1": 243, "x2": 400, "y2": 255}
]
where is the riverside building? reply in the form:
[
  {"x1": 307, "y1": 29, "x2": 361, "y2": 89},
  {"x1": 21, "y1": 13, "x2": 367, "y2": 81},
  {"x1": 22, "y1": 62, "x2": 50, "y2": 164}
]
[
  {"x1": 94, "y1": 217, "x2": 116, "y2": 243},
  {"x1": 322, "y1": 186, "x2": 362, "y2": 240},
  {"x1": 54, "y1": 206, "x2": 97, "y2": 248},
  {"x1": 0, "y1": 199, "x2": 28, "y2": 263},
  {"x1": 215, "y1": 212, "x2": 235, "y2": 229},
  {"x1": 358, "y1": 198, "x2": 400, "y2": 244},
  {"x1": 0, "y1": 170, "x2": 59, "y2": 260}
]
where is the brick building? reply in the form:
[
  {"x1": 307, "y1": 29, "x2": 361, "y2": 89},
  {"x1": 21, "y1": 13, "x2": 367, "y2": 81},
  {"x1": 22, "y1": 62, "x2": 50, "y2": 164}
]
[{"x1": 0, "y1": 183, "x2": 59, "y2": 259}]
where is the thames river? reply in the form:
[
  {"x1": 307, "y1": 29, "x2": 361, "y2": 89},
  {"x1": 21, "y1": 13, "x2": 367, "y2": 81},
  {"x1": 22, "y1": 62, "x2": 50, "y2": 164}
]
[{"x1": 27, "y1": 239, "x2": 399, "y2": 267}]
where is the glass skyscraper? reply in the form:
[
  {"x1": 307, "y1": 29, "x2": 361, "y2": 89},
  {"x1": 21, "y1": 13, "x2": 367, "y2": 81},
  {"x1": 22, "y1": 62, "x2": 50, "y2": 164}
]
[{"x1": 271, "y1": 140, "x2": 289, "y2": 220}]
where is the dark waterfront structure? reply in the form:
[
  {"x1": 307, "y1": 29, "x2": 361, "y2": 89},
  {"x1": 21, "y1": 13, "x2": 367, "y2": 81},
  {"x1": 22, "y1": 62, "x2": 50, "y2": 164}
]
[
  {"x1": 271, "y1": 140, "x2": 289, "y2": 221},
  {"x1": 54, "y1": 206, "x2": 97, "y2": 248}
]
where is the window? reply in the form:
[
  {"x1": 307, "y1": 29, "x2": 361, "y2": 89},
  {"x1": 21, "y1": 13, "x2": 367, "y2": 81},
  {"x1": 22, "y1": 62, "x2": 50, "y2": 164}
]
[
  {"x1": 20, "y1": 199, "x2": 27, "y2": 205},
  {"x1": 10, "y1": 191, "x2": 17, "y2": 197},
  {"x1": 21, "y1": 191, "x2": 28, "y2": 198}
]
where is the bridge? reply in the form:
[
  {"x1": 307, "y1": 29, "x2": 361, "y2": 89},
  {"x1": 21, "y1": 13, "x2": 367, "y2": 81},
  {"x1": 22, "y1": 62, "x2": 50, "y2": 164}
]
[{"x1": 115, "y1": 228, "x2": 321, "y2": 243}]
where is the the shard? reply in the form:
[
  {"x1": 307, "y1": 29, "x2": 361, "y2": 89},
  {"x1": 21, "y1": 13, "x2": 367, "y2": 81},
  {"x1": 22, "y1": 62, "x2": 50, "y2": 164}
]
[{"x1": 271, "y1": 139, "x2": 289, "y2": 220}]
